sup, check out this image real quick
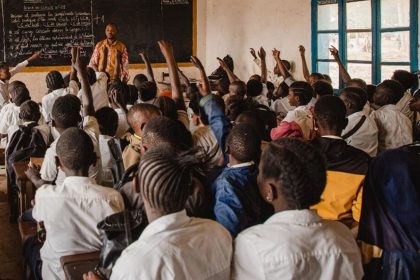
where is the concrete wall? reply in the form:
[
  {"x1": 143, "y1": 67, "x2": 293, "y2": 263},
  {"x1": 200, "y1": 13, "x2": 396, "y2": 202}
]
[{"x1": 10, "y1": 0, "x2": 312, "y2": 102}]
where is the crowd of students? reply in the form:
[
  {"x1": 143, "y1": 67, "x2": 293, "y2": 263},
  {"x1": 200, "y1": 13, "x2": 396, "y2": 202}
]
[{"x1": 0, "y1": 32, "x2": 419, "y2": 279}]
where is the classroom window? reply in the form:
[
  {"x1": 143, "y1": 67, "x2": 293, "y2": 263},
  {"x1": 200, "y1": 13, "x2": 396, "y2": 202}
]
[{"x1": 312, "y1": 0, "x2": 419, "y2": 88}]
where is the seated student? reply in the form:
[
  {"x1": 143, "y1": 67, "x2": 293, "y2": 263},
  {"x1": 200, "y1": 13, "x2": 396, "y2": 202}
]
[
  {"x1": 0, "y1": 82, "x2": 31, "y2": 147},
  {"x1": 225, "y1": 95, "x2": 249, "y2": 123},
  {"x1": 77, "y1": 67, "x2": 108, "y2": 111},
  {"x1": 247, "y1": 79, "x2": 269, "y2": 107},
  {"x1": 409, "y1": 89, "x2": 420, "y2": 141},
  {"x1": 84, "y1": 144, "x2": 232, "y2": 280},
  {"x1": 358, "y1": 144, "x2": 420, "y2": 279},
  {"x1": 108, "y1": 80, "x2": 130, "y2": 138},
  {"x1": 235, "y1": 111, "x2": 269, "y2": 149},
  {"x1": 310, "y1": 96, "x2": 370, "y2": 227},
  {"x1": 212, "y1": 123, "x2": 269, "y2": 237},
  {"x1": 270, "y1": 81, "x2": 314, "y2": 140},
  {"x1": 232, "y1": 138, "x2": 363, "y2": 279},
  {"x1": 0, "y1": 51, "x2": 40, "y2": 107},
  {"x1": 122, "y1": 103, "x2": 161, "y2": 169},
  {"x1": 134, "y1": 51, "x2": 158, "y2": 105},
  {"x1": 95, "y1": 107, "x2": 119, "y2": 186},
  {"x1": 313, "y1": 80, "x2": 334, "y2": 100},
  {"x1": 392, "y1": 70, "x2": 419, "y2": 122},
  {"x1": 370, "y1": 80, "x2": 412, "y2": 153},
  {"x1": 340, "y1": 87, "x2": 379, "y2": 157},
  {"x1": 223, "y1": 80, "x2": 247, "y2": 102},
  {"x1": 26, "y1": 47, "x2": 101, "y2": 187},
  {"x1": 32, "y1": 128, "x2": 124, "y2": 280},
  {"x1": 42, "y1": 66, "x2": 79, "y2": 123}
]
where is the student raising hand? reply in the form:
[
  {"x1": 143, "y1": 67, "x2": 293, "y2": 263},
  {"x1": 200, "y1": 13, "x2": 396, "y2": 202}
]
[
  {"x1": 298, "y1": 45, "x2": 306, "y2": 55},
  {"x1": 190, "y1": 56, "x2": 210, "y2": 97},
  {"x1": 329, "y1": 45, "x2": 339, "y2": 58},
  {"x1": 250, "y1": 48, "x2": 257, "y2": 60},
  {"x1": 272, "y1": 48, "x2": 280, "y2": 59}
]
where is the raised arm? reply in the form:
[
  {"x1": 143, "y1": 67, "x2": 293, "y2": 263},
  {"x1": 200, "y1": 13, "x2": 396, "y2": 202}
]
[
  {"x1": 72, "y1": 47, "x2": 94, "y2": 117},
  {"x1": 329, "y1": 46, "x2": 351, "y2": 84},
  {"x1": 217, "y1": 57, "x2": 241, "y2": 83},
  {"x1": 190, "y1": 56, "x2": 210, "y2": 96},
  {"x1": 139, "y1": 51, "x2": 155, "y2": 83},
  {"x1": 10, "y1": 51, "x2": 41, "y2": 76},
  {"x1": 299, "y1": 45, "x2": 311, "y2": 82},
  {"x1": 258, "y1": 47, "x2": 267, "y2": 83},
  {"x1": 158, "y1": 40, "x2": 186, "y2": 111},
  {"x1": 272, "y1": 48, "x2": 292, "y2": 81},
  {"x1": 178, "y1": 67, "x2": 190, "y2": 87}
]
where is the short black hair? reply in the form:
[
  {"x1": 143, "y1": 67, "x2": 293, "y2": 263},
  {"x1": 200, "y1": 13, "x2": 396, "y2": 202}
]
[
  {"x1": 9, "y1": 82, "x2": 31, "y2": 106},
  {"x1": 133, "y1": 74, "x2": 148, "y2": 87},
  {"x1": 155, "y1": 96, "x2": 178, "y2": 120},
  {"x1": 314, "y1": 95, "x2": 347, "y2": 132},
  {"x1": 19, "y1": 100, "x2": 41, "y2": 122},
  {"x1": 225, "y1": 95, "x2": 248, "y2": 122},
  {"x1": 46, "y1": 71, "x2": 65, "y2": 91},
  {"x1": 138, "y1": 143, "x2": 201, "y2": 214},
  {"x1": 56, "y1": 128, "x2": 96, "y2": 171},
  {"x1": 281, "y1": 60, "x2": 291, "y2": 71},
  {"x1": 86, "y1": 67, "x2": 97, "y2": 86},
  {"x1": 323, "y1": 74, "x2": 332, "y2": 84},
  {"x1": 127, "y1": 103, "x2": 161, "y2": 132},
  {"x1": 309, "y1": 73, "x2": 325, "y2": 81},
  {"x1": 217, "y1": 77, "x2": 230, "y2": 95},
  {"x1": 346, "y1": 78, "x2": 367, "y2": 91},
  {"x1": 230, "y1": 81, "x2": 247, "y2": 97},
  {"x1": 340, "y1": 87, "x2": 367, "y2": 112},
  {"x1": 290, "y1": 81, "x2": 314, "y2": 105},
  {"x1": 375, "y1": 79, "x2": 405, "y2": 106},
  {"x1": 235, "y1": 110, "x2": 266, "y2": 141},
  {"x1": 392, "y1": 70, "x2": 418, "y2": 91},
  {"x1": 227, "y1": 123, "x2": 261, "y2": 163},
  {"x1": 51, "y1": 94, "x2": 82, "y2": 128},
  {"x1": 106, "y1": 22, "x2": 118, "y2": 31},
  {"x1": 138, "y1": 81, "x2": 157, "y2": 102},
  {"x1": 313, "y1": 80, "x2": 334, "y2": 98},
  {"x1": 366, "y1": 84, "x2": 376, "y2": 103},
  {"x1": 260, "y1": 138, "x2": 326, "y2": 209},
  {"x1": 142, "y1": 116, "x2": 193, "y2": 151},
  {"x1": 108, "y1": 80, "x2": 128, "y2": 108},
  {"x1": 246, "y1": 79, "x2": 263, "y2": 97},
  {"x1": 266, "y1": 81, "x2": 275, "y2": 92},
  {"x1": 0, "y1": 61, "x2": 9, "y2": 71},
  {"x1": 95, "y1": 107, "x2": 119, "y2": 136}
]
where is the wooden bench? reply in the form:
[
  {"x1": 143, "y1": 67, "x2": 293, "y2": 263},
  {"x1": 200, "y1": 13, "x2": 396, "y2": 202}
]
[
  {"x1": 13, "y1": 161, "x2": 34, "y2": 216},
  {"x1": 18, "y1": 218, "x2": 37, "y2": 280},
  {"x1": 60, "y1": 251, "x2": 101, "y2": 280}
]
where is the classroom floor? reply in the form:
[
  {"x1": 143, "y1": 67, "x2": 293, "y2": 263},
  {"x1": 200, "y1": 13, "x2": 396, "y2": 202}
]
[{"x1": 0, "y1": 170, "x2": 23, "y2": 280}]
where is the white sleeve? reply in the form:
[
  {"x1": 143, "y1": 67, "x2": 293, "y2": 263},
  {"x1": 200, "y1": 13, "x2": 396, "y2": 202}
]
[
  {"x1": 10, "y1": 60, "x2": 29, "y2": 77},
  {"x1": 232, "y1": 235, "x2": 265, "y2": 280},
  {"x1": 39, "y1": 146, "x2": 58, "y2": 182},
  {"x1": 284, "y1": 76, "x2": 296, "y2": 87},
  {"x1": 67, "y1": 80, "x2": 80, "y2": 95}
]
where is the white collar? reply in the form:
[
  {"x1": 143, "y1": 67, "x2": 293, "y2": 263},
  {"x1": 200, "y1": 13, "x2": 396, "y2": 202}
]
[
  {"x1": 227, "y1": 161, "x2": 255, "y2": 168},
  {"x1": 140, "y1": 210, "x2": 190, "y2": 241},
  {"x1": 265, "y1": 209, "x2": 321, "y2": 226},
  {"x1": 321, "y1": 135, "x2": 343, "y2": 140}
]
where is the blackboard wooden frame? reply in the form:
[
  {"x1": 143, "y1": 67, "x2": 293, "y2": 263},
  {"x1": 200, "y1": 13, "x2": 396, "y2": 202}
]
[{"x1": 7, "y1": 0, "x2": 197, "y2": 72}]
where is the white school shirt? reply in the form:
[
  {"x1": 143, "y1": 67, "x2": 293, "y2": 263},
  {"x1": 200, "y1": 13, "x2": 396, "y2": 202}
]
[
  {"x1": 271, "y1": 97, "x2": 295, "y2": 116},
  {"x1": 0, "y1": 60, "x2": 29, "y2": 107},
  {"x1": 40, "y1": 116, "x2": 101, "y2": 185},
  {"x1": 283, "y1": 105, "x2": 314, "y2": 139},
  {"x1": 370, "y1": 104, "x2": 413, "y2": 153},
  {"x1": 114, "y1": 108, "x2": 130, "y2": 138},
  {"x1": 396, "y1": 90, "x2": 414, "y2": 122},
  {"x1": 41, "y1": 80, "x2": 79, "y2": 123},
  {"x1": 342, "y1": 111, "x2": 379, "y2": 157},
  {"x1": 33, "y1": 176, "x2": 124, "y2": 280},
  {"x1": 98, "y1": 134, "x2": 115, "y2": 185},
  {"x1": 111, "y1": 210, "x2": 232, "y2": 280},
  {"x1": 77, "y1": 71, "x2": 109, "y2": 111},
  {"x1": 232, "y1": 209, "x2": 364, "y2": 280},
  {"x1": 0, "y1": 103, "x2": 21, "y2": 148},
  {"x1": 253, "y1": 58, "x2": 283, "y2": 87}
]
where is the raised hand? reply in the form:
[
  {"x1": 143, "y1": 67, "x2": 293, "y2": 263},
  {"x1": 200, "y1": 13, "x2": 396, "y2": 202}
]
[
  {"x1": 28, "y1": 51, "x2": 42, "y2": 63},
  {"x1": 158, "y1": 40, "x2": 174, "y2": 58},
  {"x1": 250, "y1": 48, "x2": 257, "y2": 59},
  {"x1": 272, "y1": 48, "x2": 281, "y2": 59},
  {"x1": 190, "y1": 55, "x2": 205, "y2": 70},
  {"x1": 329, "y1": 45, "x2": 339, "y2": 57},
  {"x1": 216, "y1": 57, "x2": 229, "y2": 70},
  {"x1": 258, "y1": 47, "x2": 266, "y2": 59},
  {"x1": 71, "y1": 46, "x2": 83, "y2": 72},
  {"x1": 298, "y1": 45, "x2": 306, "y2": 55}
]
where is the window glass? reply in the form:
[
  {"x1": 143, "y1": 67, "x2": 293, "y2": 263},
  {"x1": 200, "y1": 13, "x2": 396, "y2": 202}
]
[
  {"x1": 381, "y1": 65, "x2": 410, "y2": 82},
  {"x1": 347, "y1": 63, "x2": 372, "y2": 84},
  {"x1": 381, "y1": 31, "x2": 410, "y2": 62},
  {"x1": 347, "y1": 32, "x2": 372, "y2": 61},
  {"x1": 317, "y1": 33, "x2": 339, "y2": 59},
  {"x1": 347, "y1": 0, "x2": 371, "y2": 29},
  {"x1": 318, "y1": 3, "x2": 339, "y2": 30},
  {"x1": 318, "y1": 61, "x2": 339, "y2": 88},
  {"x1": 381, "y1": 0, "x2": 410, "y2": 28}
]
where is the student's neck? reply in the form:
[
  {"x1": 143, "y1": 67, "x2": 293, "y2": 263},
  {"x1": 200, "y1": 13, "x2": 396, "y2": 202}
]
[
  {"x1": 318, "y1": 127, "x2": 341, "y2": 137},
  {"x1": 63, "y1": 169, "x2": 89, "y2": 177},
  {"x1": 228, "y1": 155, "x2": 243, "y2": 166},
  {"x1": 146, "y1": 208, "x2": 166, "y2": 223},
  {"x1": 56, "y1": 127, "x2": 68, "y2": 135}
]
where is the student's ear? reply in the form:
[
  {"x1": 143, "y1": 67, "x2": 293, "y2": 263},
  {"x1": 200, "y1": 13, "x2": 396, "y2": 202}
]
[
  {"x1": 295, "y1": 95, "x2": 300, "y2": 104},
  {"x1": 261, "y1": 179, "x2": 278, "y2": 203},
  {"x1": 133, "y1": 175, "x2": 140, "y2": 193}
]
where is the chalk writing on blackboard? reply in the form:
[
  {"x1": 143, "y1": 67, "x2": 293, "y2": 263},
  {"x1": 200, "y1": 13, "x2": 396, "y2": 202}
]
[{"x1": 162, "y1": 0, "x2": 189, "y2": 5}]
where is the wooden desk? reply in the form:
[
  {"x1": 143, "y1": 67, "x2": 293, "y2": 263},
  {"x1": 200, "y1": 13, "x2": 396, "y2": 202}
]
[{"x1": 13, "y1": 161, "x2": 34, "y2": 216}]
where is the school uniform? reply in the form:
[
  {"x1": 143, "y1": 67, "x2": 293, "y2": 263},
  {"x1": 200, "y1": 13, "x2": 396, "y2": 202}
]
[
  {"x1": 77, "y1": 71, "x2": 109, "y2": 111},
  {"x1": 114, "y1": 108, "x2": 130, "y2": 138},
  {"x1": 270, "y1": 97, "x2": 295, "y2": 116},
  {"x1": 33, "y1": 176, "x2": 124, "y2": 280},
  {"x1": 311, "y1": 136, "x2": 370, "y2": 225},
  {"x1": 370, "y1": 104, "x2": 413, "y2": 153},
  {"x1": 122, "y1": 133, "x2": 142, "y2": 169},
  {"x1": 342, "y1": 111, "x2": 379, "y2": 157},
  {"x1": 253, "y1": 95, "x2": 270, "y2": 107},
  {"x1": 0, "y1": 60, "x2": 28, "y2": 107},
  {"x1": 232, "y1": 209, "x2": 364, "y2": 279},
  {"x1": 41, "y1": 80, "x2": 79, "y2": 123},
  {"x1": 396, "y1": 90, "x2": 414, "y2": 122},
  {"x1": 0, "y1": 103, "x2": 21, "y2": 148},
  {"x1": 271, "y1": 105, "x2": 314, "y2": 140},
  {"x1": 98, "y1": 134, "x2": 116, "y2": 186},
  {"x1": 110, "y1": 210, "x2": 232, "y2": 280},
  {"x1": 193, "y1": 125, "x2": 223, "y2": 169},
  {"x1": 253, "y1": 58, "x2": 283, "y2": 87}
]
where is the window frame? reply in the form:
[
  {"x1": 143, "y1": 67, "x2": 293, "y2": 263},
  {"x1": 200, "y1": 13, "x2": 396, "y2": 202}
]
[{"x1": 311, "y1": 0, "x2": 419, "y2": 88}]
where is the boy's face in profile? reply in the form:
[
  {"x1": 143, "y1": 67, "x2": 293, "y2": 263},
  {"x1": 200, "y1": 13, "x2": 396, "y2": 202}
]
[{"x1": 0, "y1": 67, "x2": 11, "y2": 81}]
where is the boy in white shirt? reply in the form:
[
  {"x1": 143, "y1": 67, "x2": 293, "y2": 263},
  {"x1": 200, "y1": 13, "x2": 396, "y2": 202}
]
[
  {"x1": 370, "y1": 80, "x2": 412, "y2": 153},
  {"x1": 77, "y1": 68, "x2": 109, "y2": 111}
]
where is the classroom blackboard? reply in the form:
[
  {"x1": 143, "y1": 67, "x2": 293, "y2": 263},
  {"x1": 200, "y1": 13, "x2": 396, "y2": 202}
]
[{"x1": 0, "y1": 0, "x2": 195, "y2": 67}]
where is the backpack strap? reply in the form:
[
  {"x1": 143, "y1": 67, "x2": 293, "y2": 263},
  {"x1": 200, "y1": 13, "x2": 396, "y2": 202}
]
[{"x1": 342, "y1": 116, "x2": 366, "y2": 140}]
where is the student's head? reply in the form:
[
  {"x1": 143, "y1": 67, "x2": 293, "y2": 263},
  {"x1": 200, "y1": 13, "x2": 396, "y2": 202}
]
[
  {"x1": 246, "y1": 79, "x2": 263, "y2": 98},
  {"x1": 229, "y1": 81, "x2": 247, "y2": 98},
  {"x1": 392, "y1": 70, "x2": 419, "y2": 92},
  {"x1": 366, "y1": 84, "x2": 376, "y2": 103},
  {"x1": 314, "y1": 95, "x2": 348, "y2": 136},
  {"x1": 141, "y1": 116, "x2": 193, "y2": 154},
  {"x1": 51, "y1": 94, "x2": 82, "y2": 129},
  {"x1": 108, "y1": 80, "x2": 128, "y2": 108},
  {"x1": 235, "y1": 111, "x2": 265, "y2": 141},
  {"x1": 105, "y1": 22, "x2": 118, "y2": 40},
  {"x1": 288, "y1": 81, "x2": 314, "y2": 106},
  {"x1": 0, "y1": 62, "x2": 11, "y2": 81},
  {"x1": 313, "y1": 80, "x2": 333, "y2": 100},
  {"x1": 216, "y1": 77, "x2": 230, "y2": 95},
  {"x1": 86, "y1": 67, "x2": 97, "y2": 86},
  {"x1": 9, "y1": 81, "x2": 30, "y2": 106},
  {"x1": 137, "y1": 81, "x2": 157, "y2": 102},
  {"x1": 137, "y1": 144, "x2": 200, "y2": 220},
  {"x1": 46, "y1": 71, "x2": 65, "y2": 92},
  {"x1": 127, "y1": 85, "x2": 139, "y2": 105},
  {"x1": 323, "y1": 74, "x2": 332, "y2": 84},
  {"x1": 409, "y1": 89, "x2": 420, "y2": 112},
  {"x1": 258, "y1": 138, "x2": 326, "y2": 212},
  {"x1": 308, "y1": 73, "x2": 325, "y2": 85},
  {"x1": 188, "y1": 90, "x2": 209, "y2": 127},
  {"x1": 19, "y1": 100, "x2": 41, "y2": 122},
  {"x1": 374, "y1": 79, "x2": 405, "y2": 107},
  {"x1": 127, "y1": 103, "x2": 161, "y2": 135},
  {"x1": 346, "y1": 78, "x2": 367, "y2": 91},
  {"x1": 133, "y1": 74, "x2": 148, "y2": 89},
  {"x1": 56, "y1": 128, "x2": 96, "y2": 175},
  {"x1": 225, "y1": 95, "x2": 248, "y2": 122},
  {"x1": 155, "y1": 96, "x2": 178, "y2": 120},
  {"x1": 274, "y1": 60, "x2": 291, "y2": 76},
  {"x1": 275, "y1": 82, "x2": 289, "y2": 99},
  {"x1": 340, "y1": 87, "x2": 367, "y2": 116},
  {"x1": 95, "y1": 107, "x2": 119, "y2": 136},
  {"x1": 249, "y1": 74, "x2": 261, "y2": 82},
  {"x1": 226, "y1": 123, "x2": 261, "y2": 164}
]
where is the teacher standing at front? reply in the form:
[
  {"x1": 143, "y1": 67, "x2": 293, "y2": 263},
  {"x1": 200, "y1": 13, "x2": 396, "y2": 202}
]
[{"x1": 89, "y1": 23, "x2": 129, "y2": 82}]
